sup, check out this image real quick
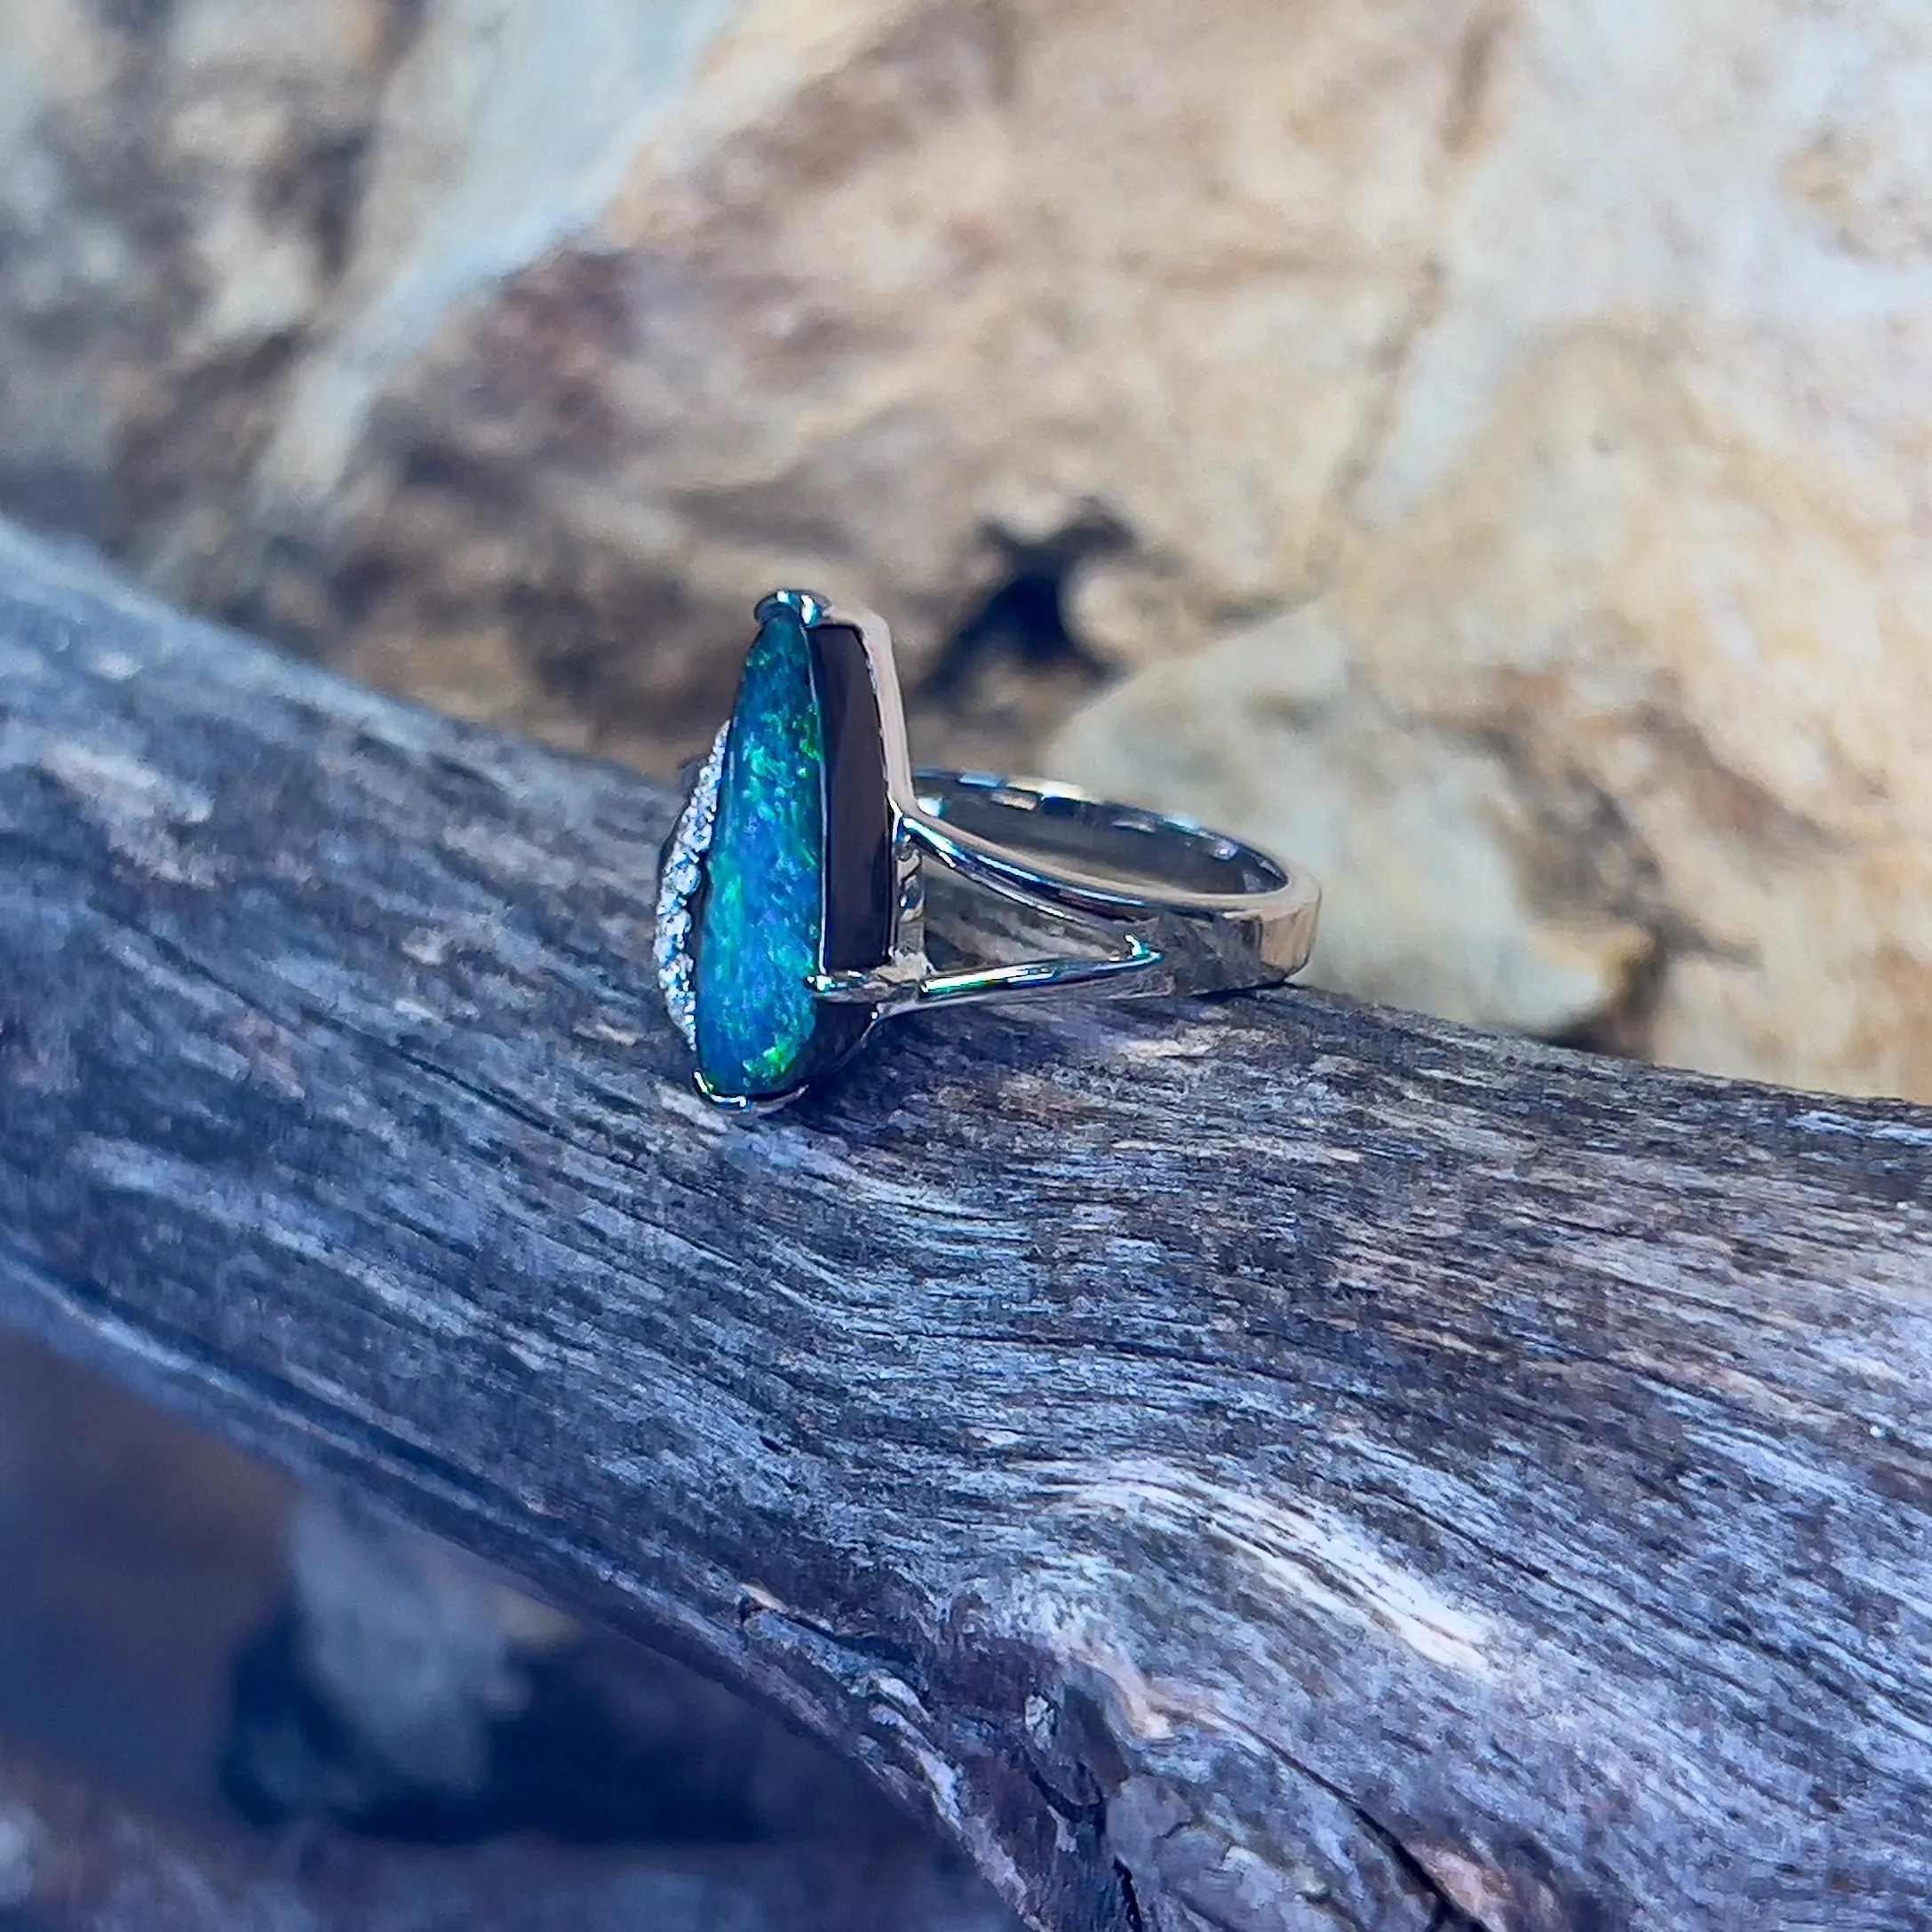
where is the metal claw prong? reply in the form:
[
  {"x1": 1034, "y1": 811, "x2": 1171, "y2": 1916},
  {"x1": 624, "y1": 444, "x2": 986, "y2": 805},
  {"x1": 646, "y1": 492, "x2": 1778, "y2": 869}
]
[
  {"x1": 807, "y1": 958, "x2": 926, "y2": 1005},
  {"x1": 756, "y1": 588, "x2": 831, "y2": 628},
  {"x1": 693, "y1": 1071, "x2": 796, "y2": 1116}
]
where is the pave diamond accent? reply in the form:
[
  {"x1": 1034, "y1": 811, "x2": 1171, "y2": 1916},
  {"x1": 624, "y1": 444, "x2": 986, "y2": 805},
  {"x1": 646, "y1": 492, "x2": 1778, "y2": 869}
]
[{"x1": 654, "y1": 724, "x2": 727, "y2": 1049}]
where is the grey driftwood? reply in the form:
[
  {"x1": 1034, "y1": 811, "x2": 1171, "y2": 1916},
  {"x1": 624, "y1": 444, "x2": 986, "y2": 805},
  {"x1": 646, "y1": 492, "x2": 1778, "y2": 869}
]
[{"x1": 2, "y1": 518, "x2": 1930, "y2": 1932}]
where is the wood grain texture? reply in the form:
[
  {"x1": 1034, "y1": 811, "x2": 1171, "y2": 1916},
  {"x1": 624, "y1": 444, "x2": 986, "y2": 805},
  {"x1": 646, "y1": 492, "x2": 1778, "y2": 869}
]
[{"x1": 2, "y1": 521, "x2": 1931, "y2": 1932}]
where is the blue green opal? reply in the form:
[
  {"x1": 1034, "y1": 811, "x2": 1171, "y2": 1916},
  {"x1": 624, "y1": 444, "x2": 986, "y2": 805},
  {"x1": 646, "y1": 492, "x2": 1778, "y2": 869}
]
[{"x1": 694, "y1": 608, "x2": 827, "y2": 1098}]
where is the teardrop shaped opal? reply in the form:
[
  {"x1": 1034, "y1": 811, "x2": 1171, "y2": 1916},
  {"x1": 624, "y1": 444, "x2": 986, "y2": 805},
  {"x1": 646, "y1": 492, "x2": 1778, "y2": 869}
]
[{"x1": 694, "y1": 608, "x2": 828, "y2": 1098}]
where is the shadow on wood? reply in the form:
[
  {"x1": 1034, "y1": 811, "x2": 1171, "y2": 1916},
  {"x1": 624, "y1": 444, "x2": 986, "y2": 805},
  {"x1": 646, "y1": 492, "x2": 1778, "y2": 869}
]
[
  {"x1": 0, "y1": 1724, "x2": 1011, "y2": 1932},
  {"x1": 1, "y1": 521, "x2": 1929, "y2": 1932}
]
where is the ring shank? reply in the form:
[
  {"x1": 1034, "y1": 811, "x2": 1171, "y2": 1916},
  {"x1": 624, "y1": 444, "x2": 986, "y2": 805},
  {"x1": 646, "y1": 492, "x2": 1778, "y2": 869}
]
[
  {"x1": 912, "y1": 770, "x2": 1291, "y2": 898},
  {"x1": 902, "y1": 768, "x2": 1319, "y2": 1000}
]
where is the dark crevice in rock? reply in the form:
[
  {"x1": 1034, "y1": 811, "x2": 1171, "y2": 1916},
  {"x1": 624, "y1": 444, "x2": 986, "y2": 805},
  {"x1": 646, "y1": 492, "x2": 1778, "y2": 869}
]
[
  {"x1": 1451, "y1": 727, "x2": 1683, "y2": 1061},
  {"x1": 922, "y1": 509, "x2": 1130, "y2": 699},
  {"x1": 258, "y1": 129, "x2": 377, "y2": 283},
  {"x1": 115, "y1": 330, "x2": 306, "y2": 545},
  {"x1": 1550, "y1": 932, "x2": 1670, "y2": 1061}
]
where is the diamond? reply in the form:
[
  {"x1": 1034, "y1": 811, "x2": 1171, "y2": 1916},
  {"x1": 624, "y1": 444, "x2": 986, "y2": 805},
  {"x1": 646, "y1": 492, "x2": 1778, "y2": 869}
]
[{"x1": 655, "y1": 725, "x2": 726, "y2": 1048}]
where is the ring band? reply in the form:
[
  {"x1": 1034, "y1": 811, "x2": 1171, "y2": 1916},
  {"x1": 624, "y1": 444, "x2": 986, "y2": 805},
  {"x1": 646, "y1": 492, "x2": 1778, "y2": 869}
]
[{"x1": 655, "y1": 590, "x2": 1319, "y2": 1110}]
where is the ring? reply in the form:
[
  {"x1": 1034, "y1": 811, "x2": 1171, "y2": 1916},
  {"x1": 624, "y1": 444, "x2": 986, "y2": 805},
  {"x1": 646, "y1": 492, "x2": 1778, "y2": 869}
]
[{"x1": 655, "y1": 590, "x2": 1320, "y2": 1110}]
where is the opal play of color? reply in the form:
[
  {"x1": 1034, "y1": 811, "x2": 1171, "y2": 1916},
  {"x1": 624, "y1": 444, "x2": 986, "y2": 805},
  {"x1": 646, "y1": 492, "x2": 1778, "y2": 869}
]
[{"x1": 693, "y1": 607, "x2": 828, "y2": 1097}]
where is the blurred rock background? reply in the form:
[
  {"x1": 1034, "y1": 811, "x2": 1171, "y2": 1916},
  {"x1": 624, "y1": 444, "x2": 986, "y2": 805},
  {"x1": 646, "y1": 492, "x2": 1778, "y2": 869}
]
[{"x1": 1, "y1": 0, "x2": 1928, "y2": 1922}]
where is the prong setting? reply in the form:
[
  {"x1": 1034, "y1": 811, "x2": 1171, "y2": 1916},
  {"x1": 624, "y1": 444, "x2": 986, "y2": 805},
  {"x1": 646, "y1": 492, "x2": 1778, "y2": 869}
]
[
  {"x1": 692, "y1": 1072, "x2": 795, "y2": 1116},
  {"x1": 756, "y1": 588, "x2": 831, "y2": 628},
  {"x1": 807, "y1": 954, "x2": 928, "y2": 1006}
]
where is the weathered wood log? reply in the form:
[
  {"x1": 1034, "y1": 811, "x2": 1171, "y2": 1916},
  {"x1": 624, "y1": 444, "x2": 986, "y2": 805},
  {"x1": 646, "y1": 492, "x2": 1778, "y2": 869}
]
[{"x1": 3, "y1": 518, "x2": 1931, "y2": 1932}]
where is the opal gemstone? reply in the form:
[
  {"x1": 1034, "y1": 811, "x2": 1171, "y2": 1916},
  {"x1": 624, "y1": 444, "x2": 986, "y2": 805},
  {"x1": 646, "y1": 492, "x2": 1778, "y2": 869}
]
[{"x1": 694, "y1": 608, "x2": 828, "y2": 1098}]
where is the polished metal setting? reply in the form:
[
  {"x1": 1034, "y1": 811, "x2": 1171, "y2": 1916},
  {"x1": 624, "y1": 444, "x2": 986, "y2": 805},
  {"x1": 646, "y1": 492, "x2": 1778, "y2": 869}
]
[{"x1": 656, "y1": 590, "x2": 1321, "y2": 1109}]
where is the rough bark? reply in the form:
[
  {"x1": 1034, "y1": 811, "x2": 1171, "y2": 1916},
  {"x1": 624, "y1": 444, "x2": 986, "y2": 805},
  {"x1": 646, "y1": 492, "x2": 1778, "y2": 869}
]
[{"x1": 2, "y1": 518, "x2": 1930, "y2": 1932}]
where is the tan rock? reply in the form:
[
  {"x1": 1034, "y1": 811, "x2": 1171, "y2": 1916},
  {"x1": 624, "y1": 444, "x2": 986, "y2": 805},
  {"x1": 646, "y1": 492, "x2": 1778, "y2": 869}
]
[
  {"x1": 1048, "y1": 605, "x2": 1658, "y2": 1039},
  {"x1": 1056, "y1": 4, "x2": 1932, "y2": 1098},
  {"x1": 242, "y1": 0, "x2": 1482, "y2": 737},
  {"x1": 0, "y1": 0, "x2": 409, "y2": 566},
  {"x1": 0, "y1": 0, "x2": 1928, "y2": 1095}
]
